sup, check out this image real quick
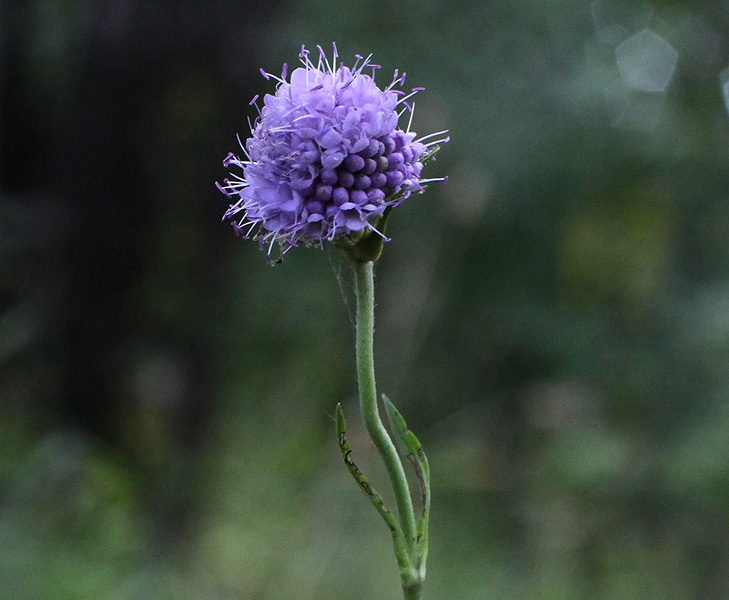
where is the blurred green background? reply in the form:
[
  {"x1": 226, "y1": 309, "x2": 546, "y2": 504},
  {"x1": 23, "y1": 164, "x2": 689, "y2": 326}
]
[{"x1": 2, "y1": 0, "x2": 729, "y2": 598}]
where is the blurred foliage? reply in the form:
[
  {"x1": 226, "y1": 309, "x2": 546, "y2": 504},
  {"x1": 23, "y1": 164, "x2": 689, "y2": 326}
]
[{"x1": 2, "y1": 0, "x2": 729, "y2": 598}]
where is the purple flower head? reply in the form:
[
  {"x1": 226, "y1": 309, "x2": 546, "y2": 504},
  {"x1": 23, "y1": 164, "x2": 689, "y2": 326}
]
[{"x1": 218, "y1": 43, "x2": 448, "y2": 258}]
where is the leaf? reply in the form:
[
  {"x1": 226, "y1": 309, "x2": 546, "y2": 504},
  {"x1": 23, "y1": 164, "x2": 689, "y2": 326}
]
[
  {"x1": 335, "y1": 403, "x2": 416, "y2": 578},
  {"x1": 382, "y1": 394, "x2": 431, "y2": 565}
]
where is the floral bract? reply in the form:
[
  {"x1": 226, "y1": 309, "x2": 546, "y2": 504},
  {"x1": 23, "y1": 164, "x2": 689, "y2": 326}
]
[{"x1": 218, "y1": 43, "x2": 447, "y2": 256}]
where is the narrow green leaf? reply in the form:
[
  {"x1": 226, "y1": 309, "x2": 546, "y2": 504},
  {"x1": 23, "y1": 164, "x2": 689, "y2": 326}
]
[
  {"x1": 381, "y1": 395, "x2": 431, "y2": 570},
  {"x1": 335, "y1": 403, "x2": 398, "y2": 526},
  {"x1": 383, "y1": 395, "x2": 422, "y2": 457},
  {"x1": 382, "y1": 395, "x2": 430, "y2": 491},
  {"x1": 335, "y1": 403, "x2": 417, "y2": 579}
]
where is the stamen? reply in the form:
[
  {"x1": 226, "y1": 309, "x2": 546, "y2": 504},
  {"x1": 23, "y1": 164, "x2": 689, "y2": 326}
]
[
  {"x1": 244, "y1": 221, "x2": 258, "y2": 238},
  {"x1": 416, "y1": 129, "x2": 449, "y2": 143},
  {"x1": 299, "y1": 45, "x2": 315, "y2": 73},
  {"x1": 259, "y1": 68, "x2": 286, "y2": 86},
  {"x1": 396, "y1": 89, "x2": 421, "y2": 106},
  {"x1": 236, "y1": 133, "x2": 252, "y2": 160},
  {"x1": 316, "y1": 44, "x2": 333, "y2": 74},
  {"x1": 215, "y1": 181, "x2": 230, "y2": 197},
  {"x1": 365, "y1": 222, "x2": 391, "y2": 242},
  {"x1": 423, "y1": 135, "x2": 450, "y2": 148},
  {"x1": 227, "y1": 172, "x2": 247, "y2": 184},
  {"x1": 406, "y1": 101, "x2": 415, "y2": 133},
  {"x1": 353, "y1": 53, "x2": 373, "y2": 77},
  {"x1": 385, "y1": 71, "x2": 405, "y2": 92}
]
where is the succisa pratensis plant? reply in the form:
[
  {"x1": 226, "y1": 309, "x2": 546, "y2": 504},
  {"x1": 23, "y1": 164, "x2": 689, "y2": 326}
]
[{"x1": 218, "y1": 43, "x2": 448, "y2": 600}]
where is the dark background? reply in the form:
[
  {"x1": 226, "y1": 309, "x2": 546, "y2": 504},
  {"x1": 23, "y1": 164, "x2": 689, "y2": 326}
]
[{"x1": 3, "y1": 0, "x2": 729, "y2": 598}]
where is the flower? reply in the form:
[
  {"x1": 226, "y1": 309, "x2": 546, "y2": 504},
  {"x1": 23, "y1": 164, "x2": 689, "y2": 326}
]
[{"x1": 218, "y1": 43, "x2": 448, "y2": 257}]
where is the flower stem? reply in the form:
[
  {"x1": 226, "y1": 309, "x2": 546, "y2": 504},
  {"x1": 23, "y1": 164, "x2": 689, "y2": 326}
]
[
  {"x1": 403, "y1": 580, "x2": 424, "y2": 600},
  {"x1": 351, "y1": 259, "x2": 420, "y2": 579}
]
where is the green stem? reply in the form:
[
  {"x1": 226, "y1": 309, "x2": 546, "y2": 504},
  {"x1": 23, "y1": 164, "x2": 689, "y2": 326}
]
[
  {"x1": 403, "y1": 580, "x2": 424, "y2": 600},
  {"x1": 351, "y1": 259, "x2": 418, "y2": 552}
]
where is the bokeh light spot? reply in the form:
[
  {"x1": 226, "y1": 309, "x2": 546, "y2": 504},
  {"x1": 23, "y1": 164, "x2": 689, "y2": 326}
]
[
  {"x1": 591, "y1": 0, "x2": 653, "y2": 46},
  {"x1": 616, "y1": 29, "x2": 678, "y2": 93},
  {"x1": 720, "y1": 66, "x2": 729, "y2": 118}
]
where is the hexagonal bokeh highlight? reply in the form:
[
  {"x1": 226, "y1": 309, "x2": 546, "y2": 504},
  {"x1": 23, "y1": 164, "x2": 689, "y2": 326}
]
[{"x1": 616, "y1": 29, "x2": 678, "y2": 93}]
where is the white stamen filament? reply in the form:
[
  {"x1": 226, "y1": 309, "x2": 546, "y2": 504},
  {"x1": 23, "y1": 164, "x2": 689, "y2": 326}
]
[
  {"x1": 423, "y1": 137, "x2": 449, "y2": 148},
  {"x1": 406, "y1": 101, "x2": 416, "y2": 133},
  {"x1": 396, "y1": 89, "x2": 420, "y2": 106},
  {"x1": 416, "y1": 129, "x2": 449, "y2": 143}
]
